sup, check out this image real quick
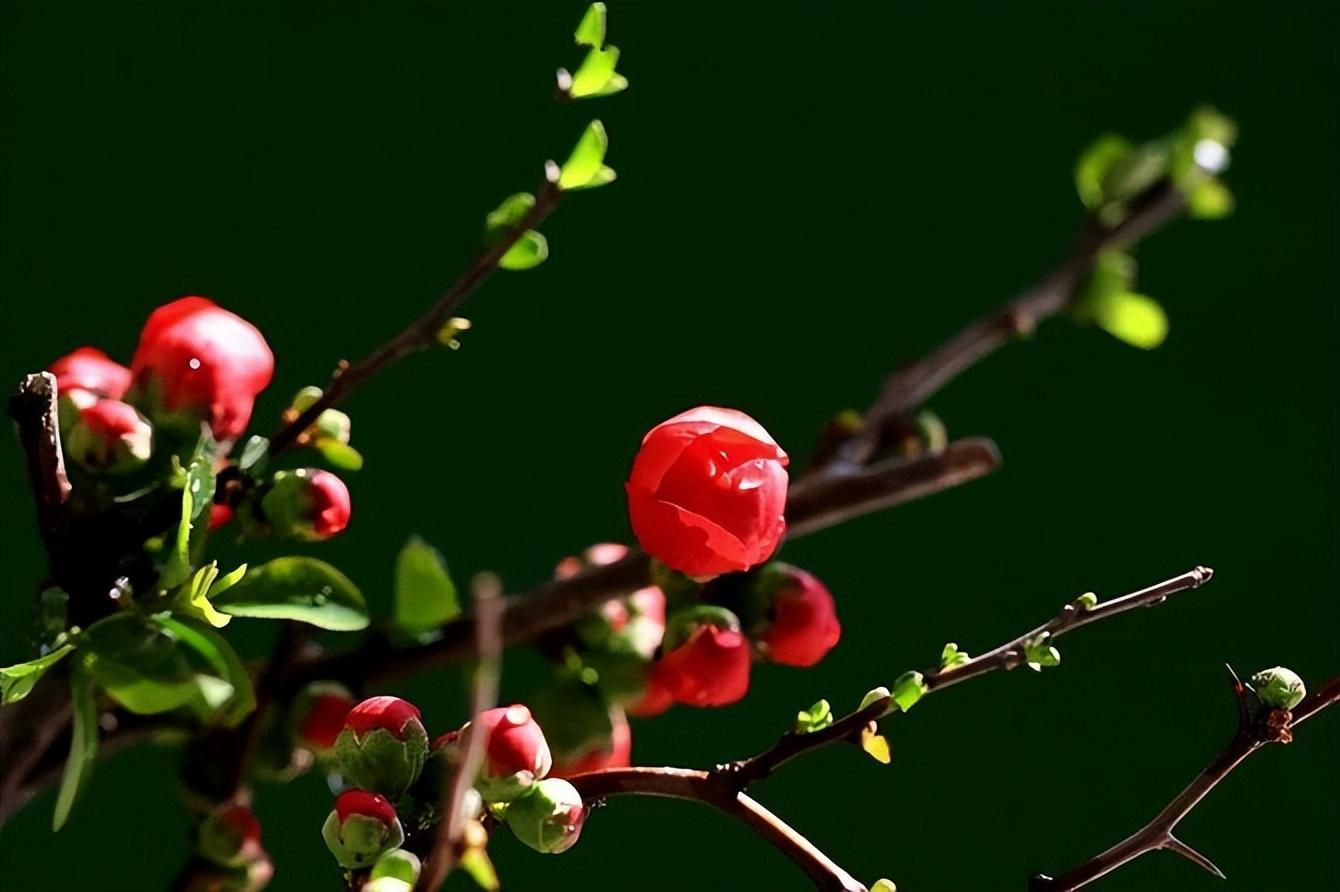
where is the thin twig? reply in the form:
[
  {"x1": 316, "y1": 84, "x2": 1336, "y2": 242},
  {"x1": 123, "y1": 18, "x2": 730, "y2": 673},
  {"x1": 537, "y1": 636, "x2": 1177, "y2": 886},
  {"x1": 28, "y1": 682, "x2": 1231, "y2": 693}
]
[
  {"x1": 569, "y1": 767, "x2": 866, "y2": 892},
  {"x1": 850, "y1": 179, "x2": 1186, "y2": 464},
  {"x1": 731, "y1": 566, "x2": 1215, "y2": 785},
  {"x1": 416, "y1": 574, "x2": 504, "y2": 892},
  {"x1": 267, "y1": 180, "x2": 561, "y2": 457},
  {"x1": 1031, "y1": 673, "x2": 1340, "y2": 892}
]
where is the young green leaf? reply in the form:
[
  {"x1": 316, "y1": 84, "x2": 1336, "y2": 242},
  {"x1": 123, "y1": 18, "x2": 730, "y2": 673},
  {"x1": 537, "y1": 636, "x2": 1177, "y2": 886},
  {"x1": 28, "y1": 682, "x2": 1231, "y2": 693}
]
[
  {"x1": 939, "y1": 642, "x2": 970, "y2": 670},
  {"x1": 1, "y1": 644, "x2": 76, "y2": 704},
  {"x1": 316, "y1": 438, "x2": 365, "y2": 471},
  {"x1": 157, "y1": 615, "x2": 256, "y2": 726},
  {"x1": 1074, "y1": 134, "x2": 1132, "y2": 210},
  {"x1": 81, "y1": 614, "x2": 202, "y2": 715},
  {"x1": 161, "y1": 454, "x2": 216, "y2": 590},
  {"x1": 574, "y1": 2, "x2": 607, "y2": 49},
  {"x1": 859, "y1": 725, "x2": 891, "y2": 764},
  {"x1": 1185, "y1": 178, "x2": 1234, "y2": 219},
  {"x1": 569, "y1": 46, "x2": 628, "y2": 99},
  {"x1": 53, "y1": 662, "x2": 98, "y2": 831},
  {"x1": 1090, "y1": 291, "x2": 1169, "y2": 350},
  {"x1": 485, "y1": 192, "x2": 536, "y2": 240},
  {"x1": 795, "y1": 698, "x2": 833, "y2": 734},
  {"x1": 890, "y1": 671, "x2": 927, "y2": 712},
  {"x1": 394, "y1": 536, "x2": 460, "y2": 634},
  {"x1": 211, "y1": 557, "x2": 369, "y2": 631},
  {"x1": 459, "y1": 846, "x2": 500, "y2": 891},
  {"x1": 499, "y1": 231, "x2": 550, "y2": 270},
  {"x1": 559, "y1": 120, "x2": 616, "y2": 191},
  {"x1": 238, "y1": 435, "x2": 270, "y2": 475}
]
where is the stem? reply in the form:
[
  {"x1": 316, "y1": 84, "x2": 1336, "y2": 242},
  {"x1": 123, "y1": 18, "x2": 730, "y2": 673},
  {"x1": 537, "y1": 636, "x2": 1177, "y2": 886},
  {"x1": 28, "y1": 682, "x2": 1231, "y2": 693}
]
[
  {"x1": 8, "y1": 372, "x2": 71, "y2": 573},
  {"x1": 1033, "y1": 674, "x2": 1340, "y2": 891},
  {"x1": 416, "y1": 575, "x2": 504, "y2": 892},
  {"x1": 851, "y1": 179, "x2": 1185, "y2": 462},
  {"x1": 733, "y1": 567, "x2": 1214, "y2": 785},
  {"x1": 570, "y1": 768, "x2": 866, "y2": 892},
  {"x1": 267, "y1": 179, "x2": 561, "y2": 457}
]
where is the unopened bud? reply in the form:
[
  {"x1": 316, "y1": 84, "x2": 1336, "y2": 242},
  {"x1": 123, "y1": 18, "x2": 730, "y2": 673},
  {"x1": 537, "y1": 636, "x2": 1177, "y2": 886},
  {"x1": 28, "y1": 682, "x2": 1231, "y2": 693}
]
[
  {"x1": 260, "y1": 468, "x2": 351, "y2": 541},
  {"x1": 503, "y1": 778, "x2": 586, "y2": 854},
  {"x1": 335, "y1": 696, "x2": 429, "y2": 797},
  {"x1": 1249, "y1": 666, "x2": 1306, "y2": 710},
  {"x1": 322, "y1": 790, "x2": 404, "y2": 869},
  {"x1": 66, "y1": 399, "x2": 152, "y2": 474}
]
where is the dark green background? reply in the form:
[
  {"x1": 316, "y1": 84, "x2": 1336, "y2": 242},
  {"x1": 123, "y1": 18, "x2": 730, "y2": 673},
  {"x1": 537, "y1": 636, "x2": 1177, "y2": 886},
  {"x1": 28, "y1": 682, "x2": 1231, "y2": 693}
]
[{"x1": 2, "y1": 2, "x2": 1337, "y2": 890}]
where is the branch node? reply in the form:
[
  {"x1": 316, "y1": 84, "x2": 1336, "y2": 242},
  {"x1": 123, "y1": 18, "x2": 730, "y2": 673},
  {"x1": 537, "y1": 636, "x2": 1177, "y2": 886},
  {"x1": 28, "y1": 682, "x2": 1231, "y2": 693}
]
[{"x1": 1164, "y1": 834, "x2": 1226, "y2": 880}]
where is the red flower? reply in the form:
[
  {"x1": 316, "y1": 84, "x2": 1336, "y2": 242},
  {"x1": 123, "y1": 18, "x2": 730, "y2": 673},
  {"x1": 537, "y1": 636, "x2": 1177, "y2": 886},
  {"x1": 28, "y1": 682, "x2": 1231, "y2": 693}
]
[
  {"x1": 345, "y1": 696, "x2": 423, "y2": 740},
  {"x1": 334, "y1": 790, "x2": 397, "y2": 827},
  {"x1": 653, "y1": 624, "x2": 752, "y2": 707},
  {"x1": 306, "y1": 469, "x2": 351, "y2": 539},
  {"x1": 758, "y1": 565, "x2": 842, "y2": 668},
  {"x1": 130, "y1": 296, "x2": 274, "y2": 440},
  {"x1": 626, "y1": 406, "x2": 789, "y2": 579},
  {"x1": 50, "y1": 347, "x2": 131, "y2": 408},
  {"x1": 300, "y1": 690, "x2": 356, "y2": 750},
  {"x1": 65, "y1": 399, "x2": 152, "y2": 473},
  {"x1": 552, "y1": 708, "x2": 632, "y2": 776},
  {"x1": 476, "y1": 705, "x2": 553, "y2": 782}
]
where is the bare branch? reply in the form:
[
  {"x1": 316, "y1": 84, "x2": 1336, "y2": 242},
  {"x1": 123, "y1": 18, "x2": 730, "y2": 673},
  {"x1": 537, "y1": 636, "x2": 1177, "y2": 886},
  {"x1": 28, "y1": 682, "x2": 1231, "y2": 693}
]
[
  {"x1": 8, "y1": 372, "x2": 71, "y2": 570},
  {"x1": 1031, "y1": 673, "x2": 1340, "y2": 892},
  {"x1": 416, "y1": 574, "x2": 504, "y2": 892}
]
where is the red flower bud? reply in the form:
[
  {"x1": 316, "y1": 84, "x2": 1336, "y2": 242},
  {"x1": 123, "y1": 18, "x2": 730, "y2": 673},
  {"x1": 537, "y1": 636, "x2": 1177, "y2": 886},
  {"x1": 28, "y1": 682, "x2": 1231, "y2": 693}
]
[
  {"x1": 756, "y1": 565, "x2": 842, "y2": 667},
  {"x1": 552, "y1": 707, "x2": 632, "y2": 776},
  {"x1": 130, "y1": 296, "x2": 274, "y2": 440},
  {"x1": 259, "y1": 468, "x2": 351, "y2": 541},
  {"x1": 346, "y1": 696, "x2": 422, "y2": 741},
  {"x1": 476, "y1": 704, "x2": 553, "y2": 788},
  {"x1": 335, "y1": 790, "x2": 398, "y2": 826},
  {"x1": 627, "y1": 673, "x2": 675, "y2": 717},
  {"x1": 50, "y1": 347, "x2": 131, "y2": 408},
  {"x1": 626, "y1": 406, "x2": 789, "y2": 579},
  {"x1": 65, "y1": 399, "x2": 152, "y2": 474},
  {"x1": 198, "y1": 802, "x2": 265, "y2": 869},
  {"x1": 653, "y1": 623, "x2": 752, "y2": 707},
  {"x1": 208, "y1": 502, "x2": 235, "y2": 530},
  {"x1": 299, "y1": 687, "x2": 356, "y2": 751}
]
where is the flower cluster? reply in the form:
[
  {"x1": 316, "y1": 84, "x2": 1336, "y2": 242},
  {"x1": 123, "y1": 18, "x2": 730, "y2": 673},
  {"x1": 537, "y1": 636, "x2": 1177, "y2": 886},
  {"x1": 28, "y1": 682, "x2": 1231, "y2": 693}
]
[
  {"x1": 317, "y1": 694, "x2": 584, "y2": 886},
  {"x1": 48, "y1": 296, "x2": 353, "y2": 541}
]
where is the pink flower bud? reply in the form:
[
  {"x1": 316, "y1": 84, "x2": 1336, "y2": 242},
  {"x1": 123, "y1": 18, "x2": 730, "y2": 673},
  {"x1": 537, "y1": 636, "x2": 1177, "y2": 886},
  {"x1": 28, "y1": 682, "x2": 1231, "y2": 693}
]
[
  {"x1": 258, "y1": 468, "x2": 351, "y2": 541},
  {"x1": 65, "y1": 399, "x2": 152, "y2": 474},
  {"x1": 298, "y1": 685, "x2": 356, "y2": 752},
  {"x1": 755, "y1": 564, "x2": 842, "y2": 667},
  {"x1": 626, "y1": 406, "x2": 788, "y2": 579},
  {"x1": 130, "y1": 296, "x2": 274, "y2": 440},
  {"x1": 335, "y1": 789, "x2": 398, "y2": 826},
  {"x1": 473, "y1": 704, "x2": 553, "y2": 802},
  {"x1": 552, "y1": 707, "x2": 632, "y2": 776},
  {"x1": 346, "y1": 696, "x2": 422, "y2": 740},
  {"x1": 208, "y1": 502, "x2": 235, "y2": 530},
  {"x1": 50, "y1": 347, "x2": 131, "y2": 409},
  {"x1": 323, "y1": 790, "x2": 404, "y2": 869},
  {"x1": 653, "y1": 622, "x2": 752, "y2": 708}
]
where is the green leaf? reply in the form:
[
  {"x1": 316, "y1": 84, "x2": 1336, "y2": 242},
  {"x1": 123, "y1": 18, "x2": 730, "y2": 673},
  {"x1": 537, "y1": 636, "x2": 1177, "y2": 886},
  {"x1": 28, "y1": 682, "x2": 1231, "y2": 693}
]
[
  {"x1": 238, "y1": 435, "x2": 270, "y2": 474},
  {"x1": 1091, "y1": 291, "x2": 1168, "y2": 350},
  {"x1": 499, "y1": 231, "x2": 549, "y2": 271},
  {"x1": 316, "y1": 438, "x2": 365, "y2": 471},
  {"x1": 1186, "y1": 178, "x2": 1234, "y2": 219},
  {"x1": 1022, "y1": 632, "x2": 1062, "y2": 672},
  {"x1": 212, "y1": 557, "x2": 369, "y2": 631},
  {"x1": 559, "y1": 120, "x2": 616, "y2": 191},
  {"x1": 485, "y1": 193, "x2": 536, "y2": 240},
  {"x1": 890, "y1": 671, "x2": 927, "y2": 712},
  {"x1": 82, "y1": 615, "x2": 201, "y2": 715},
  {"x1": 939, "y1": 642, "x2": 970, "y2": 670},
  {"x1": 795, "y1": 698, "x2": 833, "y2": 734},
  {"x1": 160, "y1": 454, "x2": 216, "y2": 590},
  {"x1": 157, "y1": 615, "x2": 256, "y2": 726},
  {"x1": 1075, "y1": 134, "x2": 1132, "y2": 209},
  {"x1": 459, "y1": 846, "x2": 500, "y2": 891},
  {"x1": 1, "y1": 644, "x2": 76, "y2": 704},
  {"x1": 53, "y1": 662, "x2": 97, "y2": 830},
  {"x1": 569, "y1": 46, "x2": 628, "y2": 99},
  {"x1": 1076, "y1": 592, "x2": 1099, "y2": 610},
  {"x1": 574, "y1": 2, "x2": 606, "y2": 49},
  {"x1": 394, "y1": 537, "x2": 460, "y2": 634},
  {"x1": 859, "y1": 686, "x2": 891, "y2": 712}
]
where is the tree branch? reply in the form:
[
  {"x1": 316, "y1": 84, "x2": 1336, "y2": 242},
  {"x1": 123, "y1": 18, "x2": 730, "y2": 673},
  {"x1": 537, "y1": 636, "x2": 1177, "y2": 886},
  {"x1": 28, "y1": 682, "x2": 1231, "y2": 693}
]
[
  {"x1": 731, "y1": 566, "x2": 1215, "y2": 785},
  {"x1": 267, "y1": 179, "x2": 561, "y2": 457},
  {"x1": 1031, "y1": 673, "x2": 1340, "y2": 892},
  {"x1": 416, "y1": 574, "x2": 504, "y2": 892},
  {"x1": 8, "y1": 371, "x2": 71, "y2": 572},
  {"x1": 849, "y1": 178, "x2": 1186, "y2": 464},
  {"x1": 570, "y1": 767, "x2": 866, "y2": 892}
]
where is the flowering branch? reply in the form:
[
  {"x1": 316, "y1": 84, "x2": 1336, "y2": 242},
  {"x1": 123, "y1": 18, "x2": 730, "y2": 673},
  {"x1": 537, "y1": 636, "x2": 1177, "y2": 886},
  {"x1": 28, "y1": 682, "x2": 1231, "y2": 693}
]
[
  {"x1": 846, "y1": 178, "x2": 1185, "y2": 464},
  {"x1": 568, "y1": 567, "x2": 1215, "y2": 891},
  {"x1": 416, "y1": 574, "x2": 504, "y2": 892},
  {"x1": 1031, "y1": 672, "x2": 1340, "y2": 892},
  {"x1": 267, "y1": 180, "x2": 561, "y2": 458}
]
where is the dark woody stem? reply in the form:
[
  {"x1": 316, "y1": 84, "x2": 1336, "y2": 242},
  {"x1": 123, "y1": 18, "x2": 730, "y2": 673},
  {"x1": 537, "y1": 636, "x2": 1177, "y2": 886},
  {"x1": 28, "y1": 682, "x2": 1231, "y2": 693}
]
[
  {"x1": 1031, "y1": 673, "x2": 1340, "y2": 892},
  {"x1": 568, "y1": 567, "x2": 1215, "y2": 892}
]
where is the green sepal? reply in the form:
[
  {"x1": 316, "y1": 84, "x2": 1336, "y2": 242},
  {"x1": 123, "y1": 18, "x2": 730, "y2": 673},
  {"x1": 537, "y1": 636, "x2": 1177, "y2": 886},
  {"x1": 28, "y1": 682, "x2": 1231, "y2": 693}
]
[{"x1": 335, "y1": 725, "x2": 428, "y2": 799}]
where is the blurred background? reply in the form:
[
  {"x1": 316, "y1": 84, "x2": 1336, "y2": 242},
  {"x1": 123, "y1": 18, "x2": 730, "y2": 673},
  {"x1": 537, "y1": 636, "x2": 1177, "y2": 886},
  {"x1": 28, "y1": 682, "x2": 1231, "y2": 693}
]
[{"x1": 2, "y1": 1, "x2": 1337, "y2": 890}]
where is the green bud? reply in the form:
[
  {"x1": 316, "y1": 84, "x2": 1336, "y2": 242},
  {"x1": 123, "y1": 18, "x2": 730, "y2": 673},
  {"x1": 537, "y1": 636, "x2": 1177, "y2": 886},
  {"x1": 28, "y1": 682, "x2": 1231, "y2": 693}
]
[
  {"x1": 335, "y1": 725, "x2": 429, "y2": 799},
  {"x1": 312, "y1": 408, "x2": 351, "y2": 445},
  {"x1": 859, "y1": 686, "x2": 891, "y2": 713},
  {"x1": 321, "y1": 810, "x2": 404, "y2": 871},
  {"x1": 1076, "y1": 592, "x2": 1099, "y2": 610},
  {"x1": 371, "y1": 849, "x2": 421, "y2": 885},
  {"x1": 940, "y1": 643, "x2": 970, "y2": 669},
  {"x1": 890, "y1": 672, "x2": 927, "y2": 712},
  {"x1": 795, "y1": 699, "x2": 833, "y2": 734},
  {"x1": 504, "y1": 779, "x2": 586, "y2": 854},
  {"x1": 872, "y1": 881, "x2": 898, "y2": 892},
  {"x1": 291, "y1": 386, "x2": 324, "y2": 413},
  {"x1": 1249, "y1": 667, "x2": 1306, "y2": 710}
]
